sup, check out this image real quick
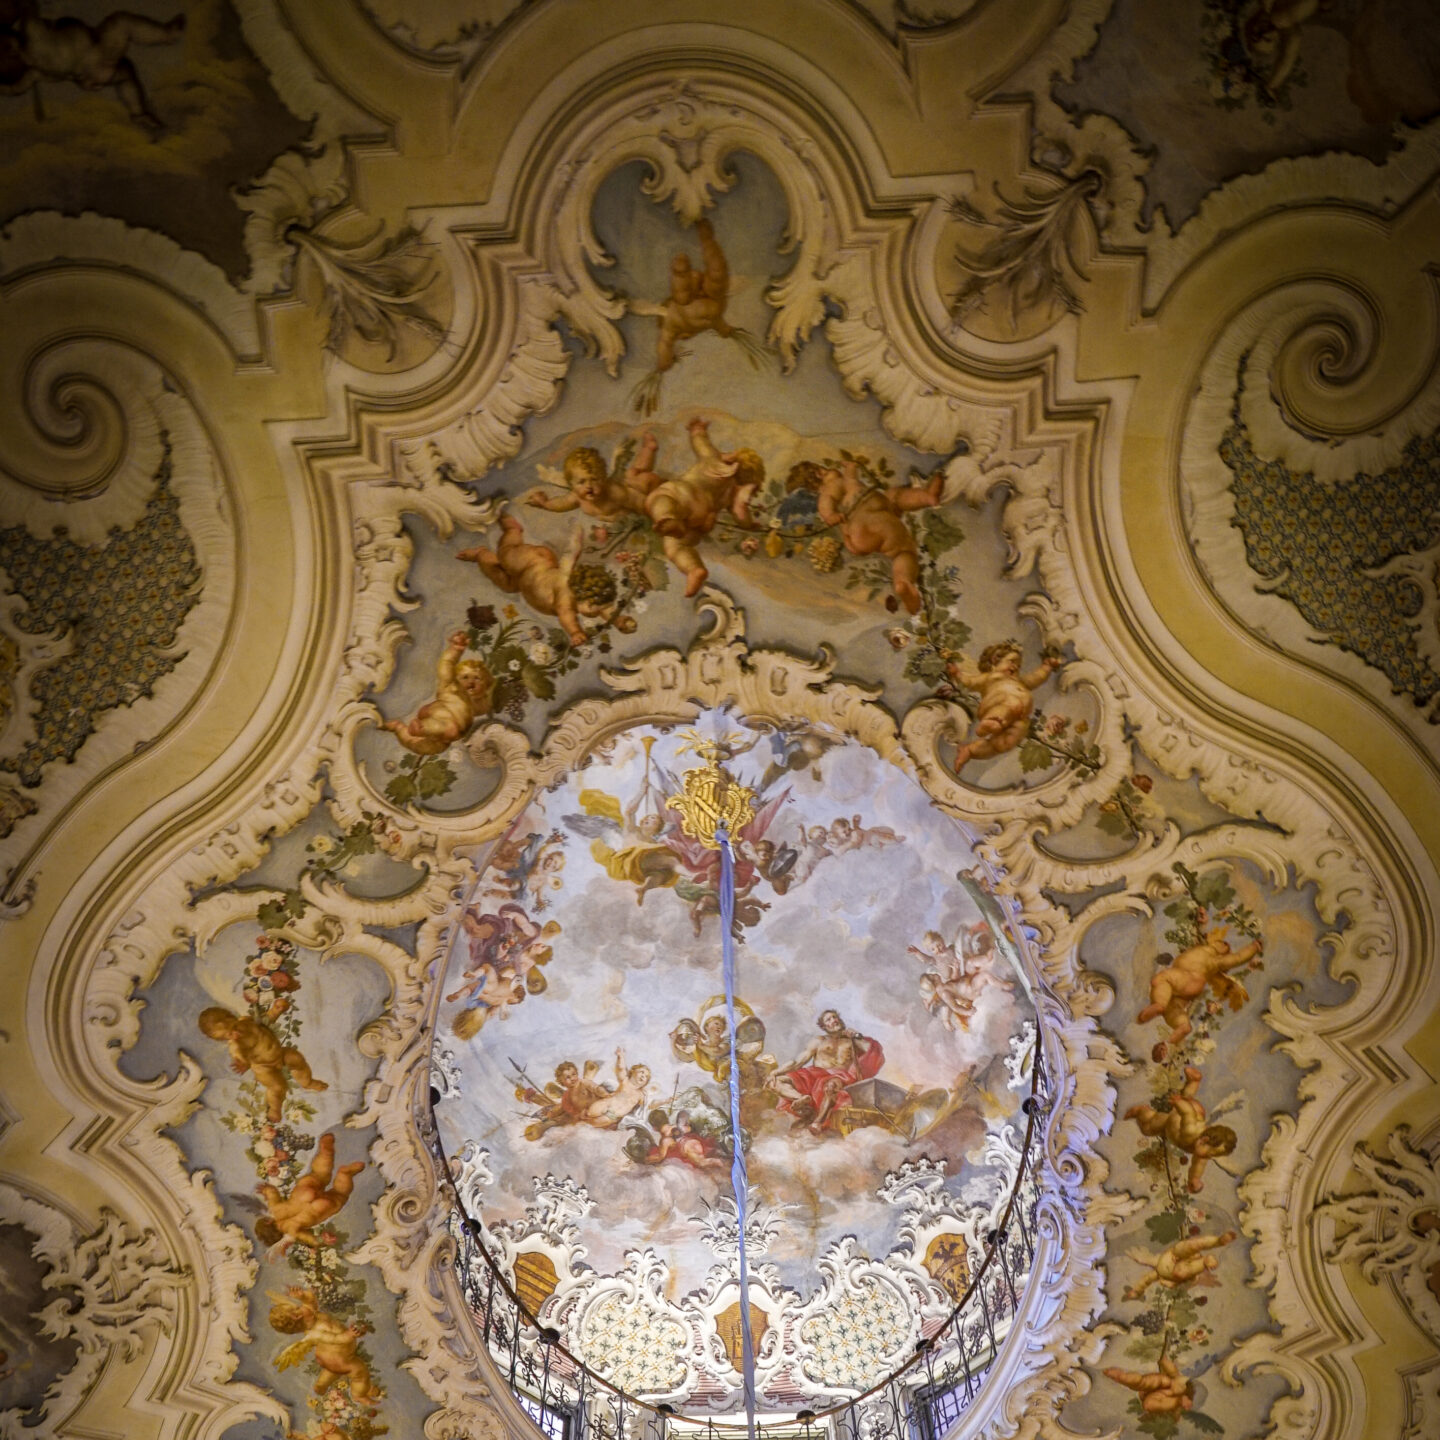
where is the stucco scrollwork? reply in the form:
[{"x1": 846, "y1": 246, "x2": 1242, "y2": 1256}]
[{"x1": 0, "y1": 1183, "x2": 191, "y2": 1438}]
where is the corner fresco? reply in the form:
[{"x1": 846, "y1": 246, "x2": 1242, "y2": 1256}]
[
  {"x1": 1054, "y1": 0, "x2": 1440, "y2": 227},
  {"x1": 0, "y1": 0, "x2": 310, "y2": 277}
]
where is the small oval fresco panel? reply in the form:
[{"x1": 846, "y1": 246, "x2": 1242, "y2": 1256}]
[{"x1": 432, "y1": 718, "x2": 1038, "y2": 1406}]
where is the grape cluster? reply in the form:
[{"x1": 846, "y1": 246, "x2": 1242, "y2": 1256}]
[
  {"x1": 571, "y1": 563, "x2": 618, "y2": 607},
  {"x1": 807, "y1": 535, "x2": 842, "y2": 572}
]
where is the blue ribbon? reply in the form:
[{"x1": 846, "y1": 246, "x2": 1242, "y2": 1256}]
[{"x1": 716, "y1": 824, "x2": 758, "y2": 1440}]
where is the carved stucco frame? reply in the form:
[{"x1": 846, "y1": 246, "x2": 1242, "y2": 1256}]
[{"x1": 31, "y1": 49, "x2": 1425, "y2": 1440}]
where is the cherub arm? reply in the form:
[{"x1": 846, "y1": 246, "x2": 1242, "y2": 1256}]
[
  {"x1": 815, "y1": 470, "x2": 846, "y2": 528},
  {"x1": 945, "y1": 655, "x2": 986, "y2": 690},
  {"x1": 686, "y1": 416, "x2": 721, "y2": 462},
  {"x1": 1018, "y1": 657, "x2": 1060, "y2": 690},
  {"x1": 436, "y1": 630, "x2": 469, "y2": 690},
  {"x1": 523, "y1": 485, "x2": 579, "y2": 511},
  {"x1": 730, "y1": 481, "x2": 760, "y2": 526}
]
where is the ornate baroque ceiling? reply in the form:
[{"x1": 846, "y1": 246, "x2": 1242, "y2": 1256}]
[{"x1": 1, "y1": 2, "x2": 1438, "y2": 1438}]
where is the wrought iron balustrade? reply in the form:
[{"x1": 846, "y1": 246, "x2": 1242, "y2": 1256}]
[{"x1": 428, "y1": 1051, "x2": 1050, "y2": 1440}]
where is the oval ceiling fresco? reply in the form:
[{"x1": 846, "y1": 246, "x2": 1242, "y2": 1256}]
[{"x1": 432, "y1": 716, "x2": 1039, "y2": 1413}]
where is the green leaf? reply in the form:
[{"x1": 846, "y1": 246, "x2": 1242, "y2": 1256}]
[
  {"x1": 1017, "y1": 738, "x2": 1055, "y2": 773},
  {"x1": 384, "y1": 771, "x2": 419, "y2": 806},
  {"x1": 921, "y1": 510, "x2": 967, "y2": 556},
  {"x1": 1096, "y1": 807, "x2": 1132, "y2": 837},
  {"x1": 1193, "y1": 870, "x2": 1236, "y2": 910},
  {"x1": 643, "y1": 554, "x2": 670, "y2": 593},
  {"x1": 257, "y1": 896, "x2": 300, "y2": 930},
  {"x1": 937, "y1": 618, "x2": 972, "y2": 653},
  {"x1": 415, "y1": 757, "x2": 457, "y2": 799},
  {"x1": 903, "y1": 649, "x2": 947, "y2": 686},
  {"x1": 1133, "y1": 1406, "x2": 1180, "y2": 1440},
  {"x1": 1144, "y1": 1210, "x2": 1186, "y2": 1244},
  {"x1": 1125, "y1": 1332, "x2": 1166, "y2": 1362},
  {"x1": 520, "y1": 662, "x2": 555, "y2": 700},
  {"x1": 1184, "y1": 1412, "x2": 1224, "y2": 1434}
]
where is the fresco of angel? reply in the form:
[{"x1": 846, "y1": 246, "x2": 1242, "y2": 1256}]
[
  {"x1": 1124, "y1": 1066, "x2": 1238, "y2": 1194},
  {"x1": 1122, "y1": 1229, "x2": 1237, "y2": 1300},
  {"x1": 481, "y1": 827, "x2": 566, "y2": 910},
  {"x1": 942, "y1": 640, "x2": 1061, "y2": 771},
  {"x1": 739, "y1": 717, "x2": 842, "y2": 791},
  {"x1": 627, "y1": 217, "x2": 769, "y2": 415},
  {"x1": 583, "y1": 1049, "x2": 653, "y2": 1129},
  {"x1": 626, "y1": 418, "x2": 765, "y2": 597},
  {"x1": 670, "y1": 997, "x2": 777, "y2": 1097},
  {"x1": 826, "y1": 813, "x2": 902, "y2": 853},
  {"x1": 456, "y1": 512, "x2": 635, "y2": 647},
  {"x1": 1138, "y1": 921, "x2": 1263, "y2": 1061},
  {"x1": 269, "y1": 1285, "x2": 375, "y2": 1401},
  {"x1": 799, "y1": 454, "x2": 945, "y2": 614},
  {"x1": 624, "y1": 1089, "x2": 735, "y2": 1171},
  {"x1": 513, "y1": 1058, "x2": 608, "y2": 1140},
  {"x1": 235, "y1": 1132, "x2": 365, "y2": 1256},
  {"x1": 522, "y1": 436, "x2": 647, "y2": 522},
  {"x1": 0, "y1": 5, "x2": 185, "y2": 128}
]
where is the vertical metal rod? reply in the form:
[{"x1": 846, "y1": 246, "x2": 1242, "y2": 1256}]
[{"x1": 717, "y1": 825, "x2": 758, "y2": 1440}]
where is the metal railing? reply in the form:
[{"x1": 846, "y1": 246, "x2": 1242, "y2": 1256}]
[{"x1": 427, "y1": 1051, "x2": 1048, "y2": 1440}]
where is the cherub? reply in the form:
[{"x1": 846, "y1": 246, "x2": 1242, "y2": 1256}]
[
  {"x1": 750, "y1": 837, "x2": 799, "y2": 895},
  {"x1": 1124, "y1": 1067, "x2": 1237, "y2": 1193},
  {"x1": 269, "y1": 1285, "x2": 374, "y2": 1401},
  {"x1": 827, "y1": 814, "x2": 902, "y2": 853},
  {"x1": 523, "y1": 443, "x2": 646, "y2": 521},
  {"x1": 517, "y1": 1059, "x2": 606, "y2": 1139},
  {"x1": 909, "y1": 931, "x2": 978, "y2": 1032},
  {"x1": 456, "y1": 514, "x2": 634, "y2": 647},
  {"x1": 584, "y1": 1050, "x2": 652, "y2": 1129},
  {"x1": 197, "y1": 1004, "x2": 327, "y2": 1123},
  {"x1": 1123, "y1": 1229, "x2": 1237, "y2": 1300},
  {"x1": 628, "y1": 217, "x2": 767, "y2": 414},
  {"x1": 629, "y1": 419, "x2": 764, "y2": 597},
  {"x1": 253, "y1": 1133, "x2": 364, "y2": 1251},
  {"x1": 0, "y1": 6, "x2": 185, "y2": 128},
  {"x1": 943, "y1": 641, "x2": 1061, "y2": 769},
  {"x1": 791, "y1": 824, "x2": 834, "y2": 884},
  {"x1": 1139, "y1": 926, "x2": 1263, "y2": 1059},
  {"x1": 1102, "y1": 1355, "x2": 1193, "y2": 1415},
  {"x1": 647, "y1": 1111, "x2": 726, "y2": 1170},
  {"x1": 381, "y1": 630, "x2": 494, "y2": 756},
  {"x1": 1240, "y1": 0, "x2": 1317, "y2": 95},
  {"x1": 791, "y1": 457, "x2": 943, "y2": 614},
  {"x1": 481, "y1": 829, "x2": 566, "y2": 908},
  {"x1": 958, "y1": 924, "x2": 1016, "y2": 998},
  {"x1": 450, "y1": 963, "x2": 531, "y2": 1039},
  {"x1": 917, "y1": 970, "x2": 976, "y2": 1033}
]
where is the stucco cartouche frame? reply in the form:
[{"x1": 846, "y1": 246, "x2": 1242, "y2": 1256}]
[{"x1": 1, "y1": 9, "x2": 1432, "y2": 1440}]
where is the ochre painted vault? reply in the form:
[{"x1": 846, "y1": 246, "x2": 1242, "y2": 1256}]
[{"x1": 1, "y1": 4, "x2": 1438, "y2": 1440}]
